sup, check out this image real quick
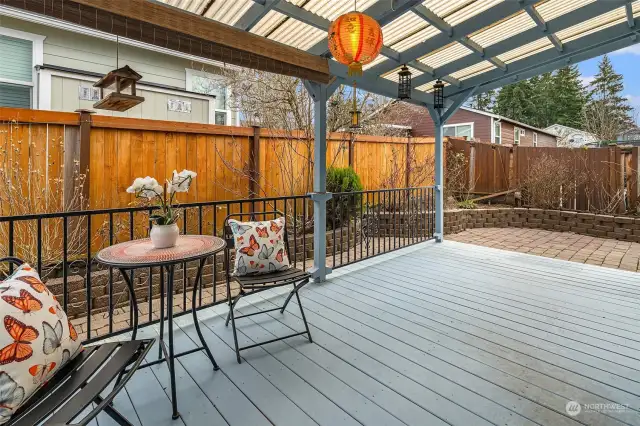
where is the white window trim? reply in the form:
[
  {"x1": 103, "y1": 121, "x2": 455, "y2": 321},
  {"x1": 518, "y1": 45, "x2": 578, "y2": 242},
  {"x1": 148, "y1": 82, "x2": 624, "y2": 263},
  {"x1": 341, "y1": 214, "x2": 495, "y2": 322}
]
[
  {"x1": 186, "y1": 68, "x2": 234, "y2": 126},
  {"x1": 513, "y1": 127, "x2": 520, "y2": 145},
  {"x1": 0, "y1": 26, "x2": 45, "y2": 108},
  {"x1": 442, "y1": 122, "x2": 474, "y2": 139},
  {"x1": 493, "y1": 119, "x2": 502, "y2": 144},
  {"x1": 519, "y1": 128, "x2": 525, "y2": 136},
  {"x1": 533, "y1": 132, "x2": 538, "y2": 147}
]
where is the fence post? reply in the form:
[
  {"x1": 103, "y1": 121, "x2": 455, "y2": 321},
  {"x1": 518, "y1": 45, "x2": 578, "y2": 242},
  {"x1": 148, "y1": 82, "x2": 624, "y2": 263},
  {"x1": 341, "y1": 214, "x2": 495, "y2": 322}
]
[
  {"x1": 405, "y1": 135, "x2": 412, "y2": 188},
  {"x1": 468, "y1": 142, "x2": 475, "y2": 192},
  {"x1": 248, "y1": 125, "x2": 260, "y2": 198},
  {"x1": 65, "y1": 109, "x2": 93, "y2": 210}
]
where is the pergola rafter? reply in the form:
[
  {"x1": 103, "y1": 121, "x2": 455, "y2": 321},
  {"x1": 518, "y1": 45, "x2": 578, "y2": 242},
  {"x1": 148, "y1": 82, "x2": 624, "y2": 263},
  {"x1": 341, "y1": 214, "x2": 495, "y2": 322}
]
[{"x1": 410, "y1": 0, "x2": 630, "y2": 88}]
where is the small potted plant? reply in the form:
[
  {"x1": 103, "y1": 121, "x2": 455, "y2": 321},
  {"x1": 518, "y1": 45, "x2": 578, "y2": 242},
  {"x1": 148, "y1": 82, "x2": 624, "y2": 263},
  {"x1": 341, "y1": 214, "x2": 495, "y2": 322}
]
[{"x1": 126, "y1": 170, "x2": 197, "y2": 248}]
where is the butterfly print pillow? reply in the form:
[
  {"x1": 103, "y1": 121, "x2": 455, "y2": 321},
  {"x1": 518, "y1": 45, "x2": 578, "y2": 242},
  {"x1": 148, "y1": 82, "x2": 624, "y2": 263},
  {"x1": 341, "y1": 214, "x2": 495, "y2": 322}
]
[
  {"x1": 0, "y1": 263, "x2": 82, "y2": 423},
  {"x1": 229, "y1": 217, "x2": 291, "y2": 276}
]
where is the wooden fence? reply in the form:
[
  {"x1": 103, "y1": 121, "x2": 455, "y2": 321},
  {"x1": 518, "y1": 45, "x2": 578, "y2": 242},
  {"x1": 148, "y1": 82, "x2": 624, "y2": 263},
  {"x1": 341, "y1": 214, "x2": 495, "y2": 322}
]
[
  {"x1": 0, "y1": 107, "x2": 435, "y2": 214},
  {"x1": 448, "y1": 138, "x2": 636, "y2": 213}
]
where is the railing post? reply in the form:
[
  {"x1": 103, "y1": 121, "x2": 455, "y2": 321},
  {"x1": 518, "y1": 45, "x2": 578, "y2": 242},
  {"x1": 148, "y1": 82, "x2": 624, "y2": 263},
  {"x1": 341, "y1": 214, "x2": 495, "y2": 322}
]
[
  {"x1": 304, "y1": 81, "x2": 338, "y2": 282},
  {"x1": 248, "y1": 125, "x2": 260, "y2": 198}
]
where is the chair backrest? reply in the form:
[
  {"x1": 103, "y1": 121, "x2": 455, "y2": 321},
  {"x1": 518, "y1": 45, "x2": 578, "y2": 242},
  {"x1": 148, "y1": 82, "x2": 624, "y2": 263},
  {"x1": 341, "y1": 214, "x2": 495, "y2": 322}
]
[{"x1": 223, "y1": 211, "x2": 292, "y2": 257}]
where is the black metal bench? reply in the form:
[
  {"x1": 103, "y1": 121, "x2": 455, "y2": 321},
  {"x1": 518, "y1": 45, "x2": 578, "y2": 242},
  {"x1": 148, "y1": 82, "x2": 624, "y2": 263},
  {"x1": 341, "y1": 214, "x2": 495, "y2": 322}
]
[
  {"x1": 224, "y1": 212, "x2": 313, "y2": 364},
  {"x1": 1, "y1": 257, "x2": 154, "y2": 426}
]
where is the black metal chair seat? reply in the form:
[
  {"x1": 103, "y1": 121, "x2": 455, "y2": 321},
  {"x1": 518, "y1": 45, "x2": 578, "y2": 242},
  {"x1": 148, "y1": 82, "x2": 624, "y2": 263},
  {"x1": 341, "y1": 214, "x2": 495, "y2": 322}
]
[
  {"x1": 224, "y1": 212, "x2": 313, "y2": 364},
  {"x1": 8, "y1": 339, "x2": 154, "y2": 426},
  {"x1": 1, "y1": 257, "x2": 154, "y2": 426},
  {"x1": 236, "y1": 267, "x2": 310, "y2": 290}
]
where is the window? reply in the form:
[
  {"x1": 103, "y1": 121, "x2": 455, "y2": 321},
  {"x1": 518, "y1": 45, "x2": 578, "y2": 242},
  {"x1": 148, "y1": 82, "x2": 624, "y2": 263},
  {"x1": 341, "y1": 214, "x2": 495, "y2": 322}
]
[
  {"x1": 442, "y1": 123, "x2": 473, "y2": 139},
  {"x1": 494, "y1": 121, "x2": 502, "y2": 144},
  {"x1": 514, "y1": 127, "x2": 520, "y2": 145},
  {"x1": 214, "y1": 111, "x2": 228, "y2": 125},
  {"x1": 0, "y1": 35, "x2": 34, "y2": 108},
  {"x1": 186, "y1": 69, "x2": 227, "y2": 110},
  {"x1": 519, "y1": 128, "x2": 525, "y2": 137},
  {"x1": 533, "y1": 132, "x2": 538, "y2": 147}
]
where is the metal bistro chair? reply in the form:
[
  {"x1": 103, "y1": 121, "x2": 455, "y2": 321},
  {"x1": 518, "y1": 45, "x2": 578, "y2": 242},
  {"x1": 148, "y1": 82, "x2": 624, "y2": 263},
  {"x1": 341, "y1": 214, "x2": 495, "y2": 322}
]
[
  {"x1": 224, "y1": 212, "x2": 312, "y2": 363},
  {"x1": 0, "y1": 257, "x2": 154, "y2": 426}
]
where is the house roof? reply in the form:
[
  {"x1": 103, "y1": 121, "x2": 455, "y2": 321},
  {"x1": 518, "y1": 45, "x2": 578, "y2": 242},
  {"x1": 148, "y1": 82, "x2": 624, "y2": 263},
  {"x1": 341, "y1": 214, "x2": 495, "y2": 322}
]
[
  {"x1": 543, "y1": 124, "x2": 596, "y2": 138},
  {"x1": 456, "y1": 106, "x2": 557, "y2": 136}
]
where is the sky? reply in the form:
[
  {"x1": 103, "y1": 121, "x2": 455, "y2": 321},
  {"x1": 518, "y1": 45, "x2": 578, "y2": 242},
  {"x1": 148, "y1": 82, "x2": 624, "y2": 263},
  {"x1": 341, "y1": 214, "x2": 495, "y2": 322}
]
[{"x1": 577, "y1": 44, "x2": 640, "y2": 120}]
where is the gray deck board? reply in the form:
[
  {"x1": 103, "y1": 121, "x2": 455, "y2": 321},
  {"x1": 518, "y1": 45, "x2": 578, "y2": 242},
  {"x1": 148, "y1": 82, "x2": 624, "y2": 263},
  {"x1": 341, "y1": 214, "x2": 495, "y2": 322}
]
[{"x1": 100, "y1": 240, "x2": 640, "y2": 426}]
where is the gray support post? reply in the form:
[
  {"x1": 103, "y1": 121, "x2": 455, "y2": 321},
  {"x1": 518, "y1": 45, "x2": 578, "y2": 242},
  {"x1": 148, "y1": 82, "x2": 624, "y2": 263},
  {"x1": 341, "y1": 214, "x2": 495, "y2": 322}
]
[
  {"x1": 432, "y1": 112, "x2": 444, "y2": 242},
  {"x1": 304, "y1": 80, "x2": 339, "y2": 282}
]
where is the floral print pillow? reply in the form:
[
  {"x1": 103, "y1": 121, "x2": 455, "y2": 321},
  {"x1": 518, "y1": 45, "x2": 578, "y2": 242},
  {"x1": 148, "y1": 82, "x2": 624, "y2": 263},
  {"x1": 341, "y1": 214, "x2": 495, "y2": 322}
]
[
  {"x1": 0, "y1": 264, "x2": 82, "y2": 424},
  {"x1": 229, "y1": 217, "x2": 291, "y2": 276}
]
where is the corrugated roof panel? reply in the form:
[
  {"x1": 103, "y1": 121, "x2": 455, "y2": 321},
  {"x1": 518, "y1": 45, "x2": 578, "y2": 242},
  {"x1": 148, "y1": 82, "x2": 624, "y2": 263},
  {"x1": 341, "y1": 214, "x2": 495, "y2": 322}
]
[
  {"x1": 269, "y1": 20, "x2": 326, "y2": 50},
  {"x1": 391, "y1": 26, "x2": 441, "y2": 52},
  {"x1": 421, "y1": 0, "x2": 476, "y2": 20},
  {"x1": 441, "y1": 0, "x2": 504, "y2": 26},
  {"x1": 496, "y1": 37, "x2": 553, "y2": 63},
  {"x1": 382, "y1": 65, "x2": 425, "y2": 83},
  {"x1": 416, "y1": 80, "x2": 449, "y2": 92},
  {"x1": 300, "y1": 0, "x2": 378, "y2": 21},
  {"x1": 202, "y1": 0, "x2": 255, "y2": 25},
  {"x1": 250, "y1": 10, "x2": 287, "y2": 36},
  {"x1": 383, "y1": 11, "x2": 430, "y2": 46},
  {"x1": 418, "y1": 42, "x2": 473, "y2": 68},
  {"x1": 160, "y1": 0, "x2": 206, "y2": 14},
  {"x1": 555, "y1": 7, "x2": 627, "y2": 43},
  {"x1": 449, "y1": 60, "x2": 496, "y2": 80},
  {"x1": 469, "y1": 11, "x2": 536, "y2": 48},
  {"x1": 363, "y1": 55, "x2": 386, "y2": 70},
  {"x1": 535, "y1": 0, "x2": 597, "y2": 22}
]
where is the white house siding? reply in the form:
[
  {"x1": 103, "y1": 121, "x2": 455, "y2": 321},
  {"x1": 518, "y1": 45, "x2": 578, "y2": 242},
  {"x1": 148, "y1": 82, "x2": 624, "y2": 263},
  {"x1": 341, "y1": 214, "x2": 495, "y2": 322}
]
[
  {"x1": 0, "y1": 15, "x2": 237, "y2": 125},
  {"x1": 50, "y1": 76, "x2": 209, "y2": 122}
]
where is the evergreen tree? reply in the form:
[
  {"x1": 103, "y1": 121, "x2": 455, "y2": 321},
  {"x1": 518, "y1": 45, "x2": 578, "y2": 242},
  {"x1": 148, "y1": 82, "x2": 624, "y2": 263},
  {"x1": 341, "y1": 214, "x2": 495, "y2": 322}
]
[
  {"x1": 549, "y1": 66, "x2": 587, "y2": 129},
  {"x1": 584, "y1": 54, "x2": 633, "y2": 140},
  {"x1": 467, "y1": 90, "x2": 495, "y2": 112},
  {"x1": 493, "y1": 80, "x2": 536, "y2": 123}
]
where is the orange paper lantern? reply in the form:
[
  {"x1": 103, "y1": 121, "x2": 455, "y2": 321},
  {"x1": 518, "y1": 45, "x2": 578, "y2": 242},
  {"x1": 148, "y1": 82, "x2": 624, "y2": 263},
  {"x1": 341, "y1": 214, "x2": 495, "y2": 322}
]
[{"x1": 328, "y1": 12, "x2": 383, "y2": 76}]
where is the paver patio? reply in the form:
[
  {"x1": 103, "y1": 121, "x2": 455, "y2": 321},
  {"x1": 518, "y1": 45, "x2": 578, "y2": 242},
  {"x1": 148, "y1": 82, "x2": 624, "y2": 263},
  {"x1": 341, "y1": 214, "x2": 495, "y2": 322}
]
[{"x1": 448, "y1": 227, "x2": 640, "y2": 272}]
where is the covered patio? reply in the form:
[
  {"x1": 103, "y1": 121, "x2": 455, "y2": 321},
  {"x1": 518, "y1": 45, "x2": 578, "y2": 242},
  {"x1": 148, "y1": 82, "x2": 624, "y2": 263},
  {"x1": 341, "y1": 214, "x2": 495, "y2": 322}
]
[
  {"x1": 98, "y1": 240, "x2": 640, "y2": 426},
  {"x1": 1, "y1": 0, "x2": 640, "y2": 425}
]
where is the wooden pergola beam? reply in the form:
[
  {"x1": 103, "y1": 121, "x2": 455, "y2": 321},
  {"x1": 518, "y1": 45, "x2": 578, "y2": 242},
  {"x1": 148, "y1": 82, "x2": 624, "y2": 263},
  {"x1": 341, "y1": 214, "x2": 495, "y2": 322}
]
[{"x1": 0, "y1": 0, "x2": 331, "y2": 83}]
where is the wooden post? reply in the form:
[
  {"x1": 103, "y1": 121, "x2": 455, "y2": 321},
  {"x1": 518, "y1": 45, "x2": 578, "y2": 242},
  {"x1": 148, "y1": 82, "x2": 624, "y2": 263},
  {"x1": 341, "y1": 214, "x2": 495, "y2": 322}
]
[
  {"x1": 468, "y1": 142, "x2": 475, "y2": 192},
  {"x1": 405, "y1": 135, "x2": 412, "y2": 188},
  {"x1": 64, "y1": 109, "x2": 93, "y2": 210},
  {"x1": 248, "y1": 125, "x2": 260, "y2": 198}
]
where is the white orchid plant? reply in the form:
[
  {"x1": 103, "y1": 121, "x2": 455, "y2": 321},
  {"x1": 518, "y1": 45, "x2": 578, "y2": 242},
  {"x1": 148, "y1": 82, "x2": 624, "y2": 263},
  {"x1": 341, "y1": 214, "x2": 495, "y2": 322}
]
[{"x1": 126, "y1": 170, "x2": 197, "y2": 225}]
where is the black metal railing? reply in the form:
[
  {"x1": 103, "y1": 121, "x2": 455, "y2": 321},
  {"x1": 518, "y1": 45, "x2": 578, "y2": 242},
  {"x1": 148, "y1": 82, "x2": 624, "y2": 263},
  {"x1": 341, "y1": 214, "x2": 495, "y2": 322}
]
[
  {"x1": 328, "y1": 187, "x2": 435, "y2": 269},
  {"x1": 0, "y1": 187, "x2": 434, "y2": 343}
]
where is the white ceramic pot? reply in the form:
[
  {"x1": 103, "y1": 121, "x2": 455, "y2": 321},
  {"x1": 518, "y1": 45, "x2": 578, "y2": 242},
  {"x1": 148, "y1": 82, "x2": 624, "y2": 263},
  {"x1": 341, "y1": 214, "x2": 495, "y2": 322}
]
[{"x1": 150, "y1": 223, "x2": 179, "y2": 249}]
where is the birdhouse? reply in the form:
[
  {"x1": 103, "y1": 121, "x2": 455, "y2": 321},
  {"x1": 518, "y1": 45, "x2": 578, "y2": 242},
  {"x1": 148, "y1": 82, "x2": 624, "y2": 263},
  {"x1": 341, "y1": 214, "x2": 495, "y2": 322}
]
[{"x1": 93, "y1": 65, "x2": 144, "y2": 112}]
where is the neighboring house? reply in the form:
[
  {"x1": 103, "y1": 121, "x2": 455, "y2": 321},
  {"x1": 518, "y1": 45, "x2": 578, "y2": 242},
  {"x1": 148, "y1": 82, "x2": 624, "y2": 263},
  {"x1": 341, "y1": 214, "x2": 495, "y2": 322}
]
[
  {"x1": 0, "y1": 10, "x2": 239, "y2": 125},
  {"x1": 618, "y1": 127, "x2": 640, "y2": 143},
  {"x1": 383, "y1": 103, "x2": 558, "y2": 147},
  {"x1": 544, "y1": 124, "x2": 597, "y2": 147}
]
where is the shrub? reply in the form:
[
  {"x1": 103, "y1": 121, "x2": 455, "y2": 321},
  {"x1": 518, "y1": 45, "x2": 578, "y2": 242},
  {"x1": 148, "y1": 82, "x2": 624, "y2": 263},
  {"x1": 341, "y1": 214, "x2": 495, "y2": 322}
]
[
  {"x1": 326, "y1": 167, "x2": 363, "y2": 229},
  {"x1": 326, "y1": 167, "x2": 364, "y2": 194}
]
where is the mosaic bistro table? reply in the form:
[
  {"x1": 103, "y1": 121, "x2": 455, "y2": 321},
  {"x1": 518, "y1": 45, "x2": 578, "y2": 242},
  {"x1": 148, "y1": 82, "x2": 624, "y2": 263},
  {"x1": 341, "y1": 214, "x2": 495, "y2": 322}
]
[{"x1": 96, "y1": 235, "x2": 226, "y2": 420}]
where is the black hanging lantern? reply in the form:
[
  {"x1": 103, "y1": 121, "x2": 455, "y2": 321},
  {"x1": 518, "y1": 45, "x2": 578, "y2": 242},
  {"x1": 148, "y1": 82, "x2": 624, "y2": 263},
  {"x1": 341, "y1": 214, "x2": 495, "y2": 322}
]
[
  {"x1": 398, "y1": 65, "x2": 412, "y2": 100},
  {"x1": 433, "y1": 79, "x2": 445, "y2": 110}
]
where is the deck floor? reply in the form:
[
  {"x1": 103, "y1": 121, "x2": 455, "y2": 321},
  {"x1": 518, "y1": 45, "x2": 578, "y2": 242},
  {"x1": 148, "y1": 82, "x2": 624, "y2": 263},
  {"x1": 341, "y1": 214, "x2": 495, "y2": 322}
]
[{"x1": 94, "y1": 240, "x2": 640, "y2": 426}]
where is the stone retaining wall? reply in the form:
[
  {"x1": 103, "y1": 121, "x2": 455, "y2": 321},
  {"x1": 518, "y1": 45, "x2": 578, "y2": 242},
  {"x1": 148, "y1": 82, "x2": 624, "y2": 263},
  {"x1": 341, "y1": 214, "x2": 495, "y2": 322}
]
[{"x1": 444, "y1": 208, "x2": 640, "y2": 242}]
